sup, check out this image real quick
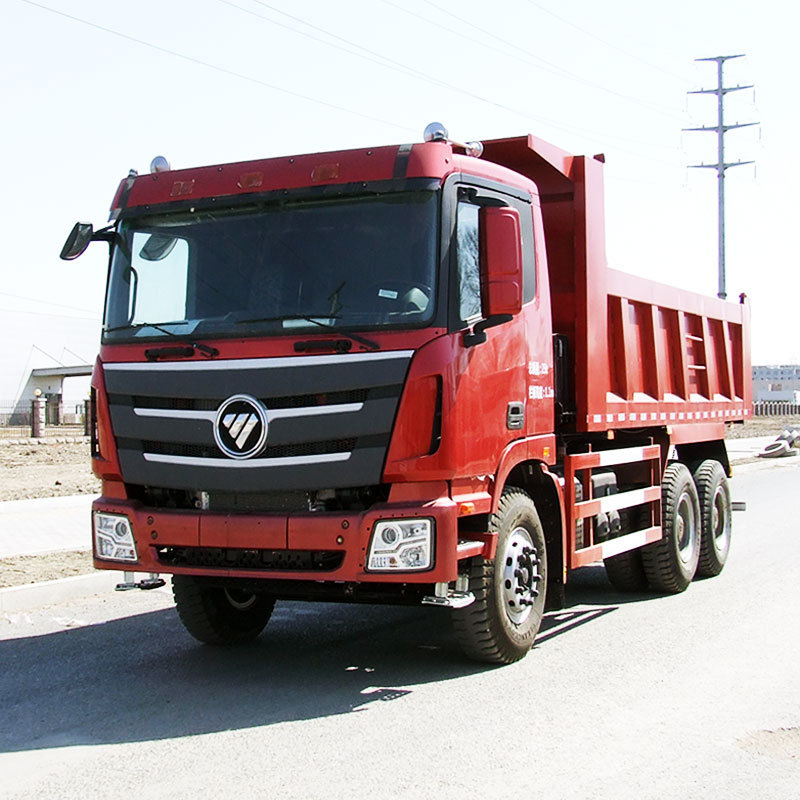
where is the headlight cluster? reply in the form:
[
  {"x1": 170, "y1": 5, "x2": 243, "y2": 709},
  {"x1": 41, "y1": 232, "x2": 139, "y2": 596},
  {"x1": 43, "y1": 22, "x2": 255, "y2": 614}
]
[
  {"x1": 366, "y1": 519, "x2": 433, "y2": 572},
  {"x1": 93, "y1": 512, "x2": 138, "y2": 562}
]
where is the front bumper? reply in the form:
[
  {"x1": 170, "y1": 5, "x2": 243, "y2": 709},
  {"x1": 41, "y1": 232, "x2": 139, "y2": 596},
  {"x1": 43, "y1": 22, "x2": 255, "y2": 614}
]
[{"x1": 91, "y1": 495, "x2": 460, "y2": 585}]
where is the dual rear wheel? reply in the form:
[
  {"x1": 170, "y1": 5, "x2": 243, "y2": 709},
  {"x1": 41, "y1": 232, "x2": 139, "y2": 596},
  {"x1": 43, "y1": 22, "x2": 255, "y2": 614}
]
[{"x1": 604, "y1": 459, "x2": 731, "y2": 594}]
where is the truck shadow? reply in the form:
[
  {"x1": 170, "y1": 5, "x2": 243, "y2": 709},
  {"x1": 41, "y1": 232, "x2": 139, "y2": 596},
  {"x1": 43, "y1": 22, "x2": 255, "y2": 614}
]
[{"x1": 1, "y1": 570, "x2": 636, "y2": 754}]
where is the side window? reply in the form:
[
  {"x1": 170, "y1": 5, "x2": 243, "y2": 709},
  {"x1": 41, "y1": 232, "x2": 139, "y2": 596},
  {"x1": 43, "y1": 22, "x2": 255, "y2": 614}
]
[
  {"x1": 129, "y1": 231, "x2": 189, "y2": 324},
  {"x1": 456, "y1": 201, "x2": 481, "y2": 321},
  {"x1": 518, "y1": 202, "x2": 536, "y2": 304}
]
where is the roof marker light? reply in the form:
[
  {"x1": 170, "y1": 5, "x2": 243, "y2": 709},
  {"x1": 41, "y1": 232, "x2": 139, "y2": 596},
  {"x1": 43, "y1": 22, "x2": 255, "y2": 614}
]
[
  {"x1": 150, "y1": 155, "x2": 171, "y2": 174},
  {"x1": 423, "y1": 122, "x2": 483, "y2": 158},
  {"x1": 424, "y1": 122, "x2": 449, "y2": 142}
]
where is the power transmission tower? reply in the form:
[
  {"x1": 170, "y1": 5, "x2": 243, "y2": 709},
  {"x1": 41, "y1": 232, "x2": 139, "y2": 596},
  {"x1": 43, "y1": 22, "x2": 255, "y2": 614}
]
[{"x1": 684, "y1": 54, "x2": 758, "y2": 299}]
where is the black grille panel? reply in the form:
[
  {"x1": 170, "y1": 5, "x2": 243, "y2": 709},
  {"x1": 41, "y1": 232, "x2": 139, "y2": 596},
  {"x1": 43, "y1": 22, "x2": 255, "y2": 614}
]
[
  {"x1": 104, "y1": 351, "x2": 412, "y2": 492},
  {"x1": 157, "y1": 546, "x2": 344, "y2": 572}
]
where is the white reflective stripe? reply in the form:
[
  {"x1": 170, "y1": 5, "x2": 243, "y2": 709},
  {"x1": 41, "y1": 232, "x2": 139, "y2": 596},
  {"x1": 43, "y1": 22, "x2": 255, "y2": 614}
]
[
  {"x1": 105, "y1": 350, "x2": 413, "y2": 372},
  {"x1": 134, "y1": 403, "x2": 364, "y2": 421},
  {"x1": 600, "y1": 527, "x2": 660, "y2": 559},
  {"x1": 592, "y1": 447, "x2": 656, "y2": 467},
  {"x1": 142, "y1": 452, "x2": 351, "y2": 468}
]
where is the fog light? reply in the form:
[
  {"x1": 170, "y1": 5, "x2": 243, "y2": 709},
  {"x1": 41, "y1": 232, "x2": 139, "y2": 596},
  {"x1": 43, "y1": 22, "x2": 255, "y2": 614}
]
[
  {"x1": 94, "y1": 512, "x2": 138, "y2": 562},
  {"x1": 366, "y1": 519, "x2": 433, "y2": 572}
]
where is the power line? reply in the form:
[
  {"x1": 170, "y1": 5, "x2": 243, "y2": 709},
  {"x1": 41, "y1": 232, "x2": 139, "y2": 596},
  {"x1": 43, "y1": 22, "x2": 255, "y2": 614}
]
[
  {"x1": 221, "y1": 0, "x2": 437, "y2": 86},
  {"x1": 22, "y1": 0, "x2": 677, "y2": 159},
  {"x1": 222, "y1": 0, "x2": 681, "y2": 149},
  {"x1": 19, "y1": 0, "x2": 415, "y2": 135},
  {"x1": 0, "y1": 306, "x2": 100, "y2": 322},
  {"x1": 523, "y1": 0, "x2": 689, "y2": 84},
  {"x1": 418, "y1": 0, "x2": 685, "y2": 117},
  {"x1": 218, "y1": 0, "x2": 580, "y2": 126},
  {"x1": 0, "y1": 290, "x2": 97, "y2": 315},
  {"x1": 22, "y1": 0, "x2": 685, "y2": 172}
]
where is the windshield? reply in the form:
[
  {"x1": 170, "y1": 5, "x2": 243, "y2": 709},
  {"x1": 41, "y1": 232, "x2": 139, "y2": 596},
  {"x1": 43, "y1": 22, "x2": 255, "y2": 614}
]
[{"x1": 103, "y1": 190, "x2": 439, "y2": 342}]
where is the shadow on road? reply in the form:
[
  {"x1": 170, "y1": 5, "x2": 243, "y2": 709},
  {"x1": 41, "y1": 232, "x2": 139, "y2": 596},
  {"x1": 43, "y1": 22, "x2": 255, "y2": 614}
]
[{"x1": 1, "y1": 564, "x2": 650, "y2": 754}]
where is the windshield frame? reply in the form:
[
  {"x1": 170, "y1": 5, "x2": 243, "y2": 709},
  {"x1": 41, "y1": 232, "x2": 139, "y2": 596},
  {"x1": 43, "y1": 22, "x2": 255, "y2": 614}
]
[{"x1": 102, "y1": 179, "x2": 447, "y2": 345}]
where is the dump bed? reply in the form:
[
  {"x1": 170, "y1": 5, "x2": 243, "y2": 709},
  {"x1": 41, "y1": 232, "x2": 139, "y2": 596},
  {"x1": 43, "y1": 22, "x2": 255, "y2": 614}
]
[{"x1": 482, "y1": 135, "x2": 751, "y2": 433}]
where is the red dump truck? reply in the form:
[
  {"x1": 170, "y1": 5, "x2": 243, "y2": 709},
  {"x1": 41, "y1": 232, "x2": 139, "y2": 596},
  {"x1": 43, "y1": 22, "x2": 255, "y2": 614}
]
[{"x1": 61, "y1": 124, "x2": 751, "y2": 663}]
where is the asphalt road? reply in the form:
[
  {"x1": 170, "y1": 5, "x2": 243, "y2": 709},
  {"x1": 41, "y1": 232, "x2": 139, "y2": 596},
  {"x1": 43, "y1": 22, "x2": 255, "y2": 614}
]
[{"x1": 1, "y1": 461, "x2": 798, "y2": 799}]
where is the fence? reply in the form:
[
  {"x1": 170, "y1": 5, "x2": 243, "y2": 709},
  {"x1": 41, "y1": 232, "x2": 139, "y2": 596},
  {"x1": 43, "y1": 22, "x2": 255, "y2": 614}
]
[
  {"x1": 0, "y1": 399, "x2": 90, "y2": 439},
  {"x1": 753, "y1": 401, "x2": 800, "y2": 417},
  {"x1": 3, "y1": 396, "x2": 797, "y2": 437}
]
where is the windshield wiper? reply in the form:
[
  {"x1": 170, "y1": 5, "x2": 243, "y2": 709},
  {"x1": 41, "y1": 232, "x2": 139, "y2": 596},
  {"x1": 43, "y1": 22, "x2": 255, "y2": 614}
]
[
  {"x1": 236, "y1": 313, "x2": 379, "y2": 351},
  {"x1": 104, "y1": 322, "x2": 219, "y2": 360},
  {"x1": 234, "y1": 313, "x2": 340, "y2": 325},
  {"x1": 144, "y1": 342, "x2": 219, "y2": 361},
  {"x1": 105, "y1": 321, "x2": 184, "y2": 337}
]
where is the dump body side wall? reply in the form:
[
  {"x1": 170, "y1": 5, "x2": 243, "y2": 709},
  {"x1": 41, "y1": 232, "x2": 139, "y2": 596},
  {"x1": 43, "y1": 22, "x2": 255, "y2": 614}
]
[{"x1": 480, "y1": 135, "x2": 752, "y2": 434}]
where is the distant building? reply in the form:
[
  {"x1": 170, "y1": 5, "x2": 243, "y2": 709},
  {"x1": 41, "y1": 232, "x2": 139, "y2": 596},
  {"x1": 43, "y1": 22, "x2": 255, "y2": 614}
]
[
  {"x1": 752, "y1": 365, "x2": 800, "y2": 403},
  {"x1": 3, "y1": 365, "x2": 92, "y2": 426}
]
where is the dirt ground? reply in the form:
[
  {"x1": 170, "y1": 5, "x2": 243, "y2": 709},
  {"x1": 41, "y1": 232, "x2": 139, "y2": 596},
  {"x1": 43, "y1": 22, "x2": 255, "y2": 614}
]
[
  {"x1": 724, "y1": 415, "x2": 800, "y2": 440},
  {"x1": 0, "y1": 550, "x2": 94, "y2": 587},
  {"x1": 0, "y1": 438, "x2": 100, "y2": 587},
  {"x1": 0, "y1": 439, "x2": 100, "y2": 502},
  {"x1": 1, "y1": 417, "x2": 798, "y2": 588}
]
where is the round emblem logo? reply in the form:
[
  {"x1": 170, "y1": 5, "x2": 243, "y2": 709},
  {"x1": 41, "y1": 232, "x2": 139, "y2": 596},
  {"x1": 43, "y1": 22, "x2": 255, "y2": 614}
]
[{"x1": 214, "y1": 394, "x2": 269, "y2": 459}]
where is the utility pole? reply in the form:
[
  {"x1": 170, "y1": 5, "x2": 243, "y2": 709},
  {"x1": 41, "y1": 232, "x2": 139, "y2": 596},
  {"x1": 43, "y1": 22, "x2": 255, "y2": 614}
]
[{"x1": 684, "y1": 54, "x2": 757, "y2": 299}]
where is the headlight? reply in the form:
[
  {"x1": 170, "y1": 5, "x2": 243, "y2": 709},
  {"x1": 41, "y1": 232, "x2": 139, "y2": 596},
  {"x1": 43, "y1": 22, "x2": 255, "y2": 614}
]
[
  {"x1": 366, "y1": 519, "x2": 433, "y2": 572},
  {"x1": 94, "y1": 512, "x2": 138, "y2": 562}
]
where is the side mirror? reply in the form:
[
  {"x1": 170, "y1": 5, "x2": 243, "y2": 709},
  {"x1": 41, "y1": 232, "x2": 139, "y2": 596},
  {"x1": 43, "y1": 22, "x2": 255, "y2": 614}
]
[
  {"x1": 479, "y1": 205, "x2": 523, "y2": 317},
  {"x1": 60, "y1": 222, "x2": 94, "y2": 261},
  {"x1": 139, "y1": 233, "x2": 178, "y2": 262}
]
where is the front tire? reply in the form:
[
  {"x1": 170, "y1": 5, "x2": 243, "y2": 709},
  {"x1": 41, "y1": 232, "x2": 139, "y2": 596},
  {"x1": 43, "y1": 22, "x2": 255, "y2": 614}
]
[
  {"x1": 172, "y1": 576, "x2": 275, "y2": 645},
  {"x1": 452, "y1": 488, "x2": 547, "y2": 664},
  {"x1": 693, "y1": 460, "x2": 732, "y2": 577},
  {"x1": 641, "y1": 463, "x2": 701, "y2": 593}
]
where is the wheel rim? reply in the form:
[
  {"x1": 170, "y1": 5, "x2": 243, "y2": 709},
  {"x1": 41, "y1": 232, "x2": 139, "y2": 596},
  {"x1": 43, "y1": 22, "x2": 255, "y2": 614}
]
[
  {"x1": 501, "y1": 527, "x2": 541, "y2": 625},
  {"x1": 223, "y1": 587, "x2": 258, "y2": 610},
  {"x1": 711, "y1": 484, "x2": 731, "y2": 555},
  {"x1": 675, "y1": 491, "x2": 698, "y2": 566}
]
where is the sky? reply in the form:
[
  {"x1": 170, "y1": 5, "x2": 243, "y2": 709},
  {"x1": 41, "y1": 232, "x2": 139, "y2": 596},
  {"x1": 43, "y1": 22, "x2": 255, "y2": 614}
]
[{"x1": 1, "y1": 0, "x2": 796, "y2": 405}]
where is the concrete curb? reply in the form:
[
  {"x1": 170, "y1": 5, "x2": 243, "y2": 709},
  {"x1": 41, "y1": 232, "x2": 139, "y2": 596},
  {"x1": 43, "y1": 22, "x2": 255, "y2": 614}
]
[
  {"x1": 0, "y1": 571, "x2": 121, "y2": 613},
  {"x1": 0, "y1": 436, "x2": 90, "y2": 447}
]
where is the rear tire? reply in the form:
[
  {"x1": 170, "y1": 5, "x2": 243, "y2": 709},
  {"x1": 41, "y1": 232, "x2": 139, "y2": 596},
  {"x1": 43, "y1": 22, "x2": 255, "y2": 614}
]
[
  {"x1": 452, "y1": 488, "x2": 547, "y2": 664},
  {"x1": 693, "y1": 460, "x2": 732, "y2": 577},
  {"x1": 641, "y1": 463, "x2": 701, "y2": 593},
  {"x1": 603, "y1": 505, "x2": 650, "y2": 592},
  {"x1": 604, "y1": 549, "x2": 648, "y2": 592},
  {"x1": 172, "y1": 576, "x2": 275, "y2": 645}
]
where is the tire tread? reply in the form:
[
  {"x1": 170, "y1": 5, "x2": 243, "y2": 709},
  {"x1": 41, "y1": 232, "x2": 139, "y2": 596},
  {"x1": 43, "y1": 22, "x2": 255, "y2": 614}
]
[
  {"x1": 452, "y1": 487, "x2": 546, "y2": 664},
  {"x1": 693, "y1": 459, "x2": 731, "y2": 577},
  {"x1": 172, "y1": 576, "x2": 274, "y2": 645},
  {"x1": 641, "y1": 463, "x2": 700, "y2": 593}
]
